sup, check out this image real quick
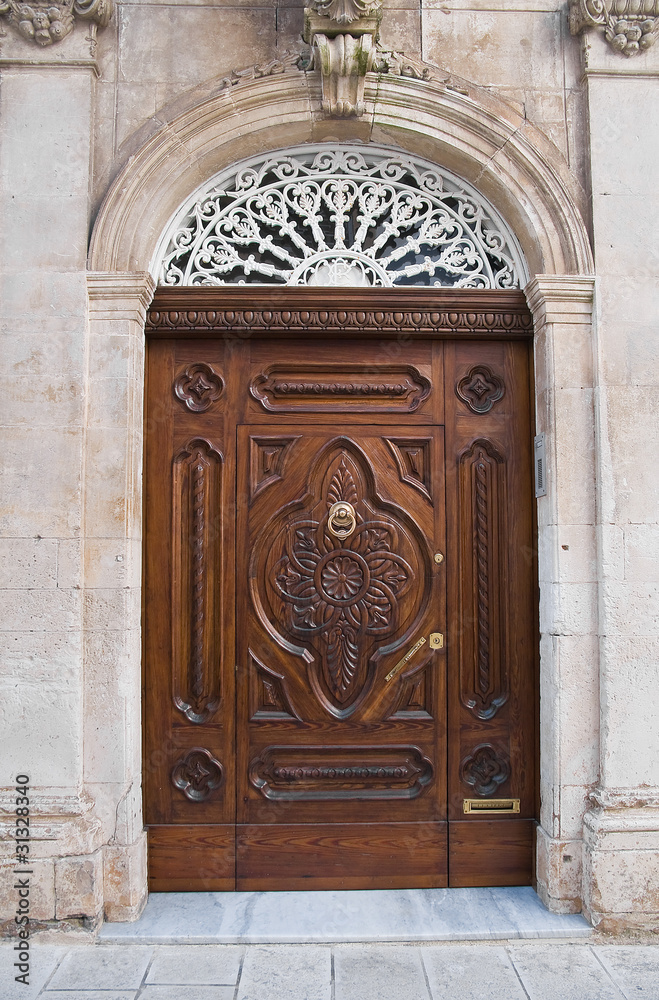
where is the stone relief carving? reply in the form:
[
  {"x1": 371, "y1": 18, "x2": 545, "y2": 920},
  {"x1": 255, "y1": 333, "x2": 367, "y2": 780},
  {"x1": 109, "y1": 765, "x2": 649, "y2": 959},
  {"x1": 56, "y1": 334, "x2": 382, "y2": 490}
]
[
  {"x1": 303, "y1": 0, "x2": 383, "y2": 116},
  {"x1": 0, "y1": 0, "x2": 111, "y2": 45},
  {"x1": 569, "y1": 0, "x2": 659, "y2": 55},
  {"x1": 307, "y1": 0, "x2": 382, "y2": 25}
]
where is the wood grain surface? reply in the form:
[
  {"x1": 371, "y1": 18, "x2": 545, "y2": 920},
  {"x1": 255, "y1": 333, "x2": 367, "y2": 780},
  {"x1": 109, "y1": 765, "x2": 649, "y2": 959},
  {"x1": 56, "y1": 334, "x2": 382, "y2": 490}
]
[{"x1": 143, "y1": 288, "x2": 537, "y2": 890}]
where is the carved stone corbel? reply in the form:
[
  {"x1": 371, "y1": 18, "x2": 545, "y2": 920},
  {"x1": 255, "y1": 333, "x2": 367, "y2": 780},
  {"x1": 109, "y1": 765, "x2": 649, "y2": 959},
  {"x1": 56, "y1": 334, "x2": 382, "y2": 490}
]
[
  {"x1": 569, "y1": 0, "x2": 659, "y2": 56},
  {"x1": 0, "y1": 0, "x2": 112, "y2": 46},
  {"x1": 304, "y1": 0, "x2": 383, "y2": 116}
]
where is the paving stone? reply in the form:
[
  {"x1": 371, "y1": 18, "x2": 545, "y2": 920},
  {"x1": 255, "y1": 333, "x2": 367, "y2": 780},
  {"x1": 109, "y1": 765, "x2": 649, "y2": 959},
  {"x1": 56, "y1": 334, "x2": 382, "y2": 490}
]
[
  {"x1": 334, "y1": 945, "x2": 429, "y2": 1000},
  {"x1": 146, "y1": 944, "x2": 243, "y2": 984},
  {"x1": 140, "y1": 988, "x2": 234, "y2": 1000},
  {"x1": 237, "y1": 945, "x2": 331, "y2": 1000},
  {"x1": 422, "y1": 944, "x2": 528, "y2": 1000},
  {"x1": 508, "y1": 944, "x2": 626, "y2": 1000},
  {"x1": 41, "y1": 993, "x2": 136, "y2": 1000},
  {"x1": 594, "y1": 946, "x2": 659, "y2": 998},
  {"x1": 46, "y1": 945, "x2": 153, "y2": 991},
  {"x1": 0, "y1": 943, "x2": 65, "y2": 1000}
]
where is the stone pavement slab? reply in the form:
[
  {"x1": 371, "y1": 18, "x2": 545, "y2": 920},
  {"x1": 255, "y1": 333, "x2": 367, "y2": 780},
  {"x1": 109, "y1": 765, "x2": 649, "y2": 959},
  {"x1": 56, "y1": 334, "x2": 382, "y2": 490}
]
[
  {"x1": 0, "y1": 944, "x2": 66, "y2": 999},
  {"x1": 508, "y1": 943, "x2": 626, "y2": 1000},
  {"x1": 594, "y1": 945, "x2": 659, "y2": 998},
  {"x1": 236, "y1": 945, "x2": 331, "y2": 1000},
  {"x1": 45, "y1": 945, "x2": 153, "y2": 991},
  {"x1": 39, "y1": 993, "x2": 136, "y2": 1000},
  {"x1": 140, "y1": 988, "x2": 234, "y2": 999},
  {"x1": 2, "y1": 940, "x2": 659, "y2": 999},
  {"x1": 145, "y1": 943, "x2": 243, "y2": 984},
  {"x1": 334, "y1": 945, "x2": 429, "y2": 1000},
  {"x1": 423, "y1": 943, "x2": 528, "y2": 1000}
]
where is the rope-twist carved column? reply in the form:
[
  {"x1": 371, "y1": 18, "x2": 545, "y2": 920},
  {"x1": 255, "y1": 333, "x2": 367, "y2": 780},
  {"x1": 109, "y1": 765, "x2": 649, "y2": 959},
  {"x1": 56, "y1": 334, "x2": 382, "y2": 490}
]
[
  {"x1": 190, "y1": 456, "x2": 206, "y2": 705},
  {"x1": 475, "y1": 454, "x2": 490, "y2": 696}
]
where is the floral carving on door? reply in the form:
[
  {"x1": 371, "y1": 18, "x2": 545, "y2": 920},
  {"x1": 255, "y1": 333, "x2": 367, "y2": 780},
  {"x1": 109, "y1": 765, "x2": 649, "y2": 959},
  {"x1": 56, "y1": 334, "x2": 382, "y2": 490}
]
[{"x1": 255, "y1": 446, "x2": 427, "y2": 718}]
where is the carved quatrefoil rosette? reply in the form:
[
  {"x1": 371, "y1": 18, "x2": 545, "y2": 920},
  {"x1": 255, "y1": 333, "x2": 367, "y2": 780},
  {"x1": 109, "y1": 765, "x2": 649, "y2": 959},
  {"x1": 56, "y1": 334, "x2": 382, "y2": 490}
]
[
  {"x1": 461, "y1": 744, "x2": 510, "y2": 797},
  {"x1": 254, "y1": 446, "x2": 427, "y2": 718},
  {"x1": 456, "y1": 364, "x2": 505, "y2": 414},
  {"x1": 174, "y1": 363, "x2": 224, "y2": 412},
  {"x1": 171, "y1": 748, "x2": 224, "y2": 802}
]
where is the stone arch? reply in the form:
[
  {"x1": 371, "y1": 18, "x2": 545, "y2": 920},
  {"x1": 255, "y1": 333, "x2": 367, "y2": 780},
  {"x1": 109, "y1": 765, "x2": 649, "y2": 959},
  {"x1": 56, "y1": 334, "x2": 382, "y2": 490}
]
[{"x1": 89, "y1": 67, "x2": 593, "y2": 278}]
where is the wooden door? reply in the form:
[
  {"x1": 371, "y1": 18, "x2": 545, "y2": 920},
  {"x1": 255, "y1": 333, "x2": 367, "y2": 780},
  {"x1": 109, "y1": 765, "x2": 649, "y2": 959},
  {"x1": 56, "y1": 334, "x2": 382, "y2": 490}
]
[
  {"x1": 236, "y1": 425, "x2": 447, "y2": 889},
  {"x1": 143, "y1": 288, "x2": 537, "y2": 891}
]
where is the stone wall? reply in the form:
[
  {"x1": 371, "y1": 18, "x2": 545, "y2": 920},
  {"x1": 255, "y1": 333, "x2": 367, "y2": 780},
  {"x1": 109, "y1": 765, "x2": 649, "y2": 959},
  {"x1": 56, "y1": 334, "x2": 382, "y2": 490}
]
[{"x1": 0, "y1": 0, "x2": 657, "y2": 934}]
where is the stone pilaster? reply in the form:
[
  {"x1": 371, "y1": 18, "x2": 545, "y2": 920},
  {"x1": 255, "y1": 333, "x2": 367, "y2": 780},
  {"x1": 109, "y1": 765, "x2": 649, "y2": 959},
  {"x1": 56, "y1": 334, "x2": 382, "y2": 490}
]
[{"x1": 525, "y1": 275, "x2": 598, "y2": 914}]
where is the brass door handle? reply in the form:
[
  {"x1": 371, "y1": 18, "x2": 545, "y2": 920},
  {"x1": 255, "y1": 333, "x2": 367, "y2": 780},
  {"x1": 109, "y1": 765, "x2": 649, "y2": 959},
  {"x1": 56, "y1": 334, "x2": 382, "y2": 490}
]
[{"x1": 328, "y1": 501, "x2": 357, "y2": 540}]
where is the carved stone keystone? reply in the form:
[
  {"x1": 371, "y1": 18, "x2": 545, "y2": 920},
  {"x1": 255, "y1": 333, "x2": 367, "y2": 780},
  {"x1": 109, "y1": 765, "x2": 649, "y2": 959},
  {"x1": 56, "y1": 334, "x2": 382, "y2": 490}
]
[{"x1": 303, "y1": 0, "x2": 383, "y2": 116}]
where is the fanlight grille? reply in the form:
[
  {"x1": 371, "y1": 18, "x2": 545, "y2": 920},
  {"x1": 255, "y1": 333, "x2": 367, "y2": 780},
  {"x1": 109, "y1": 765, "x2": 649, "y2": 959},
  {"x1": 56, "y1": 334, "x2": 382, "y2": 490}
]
[{"x1": 155, "y1": 145, "x2": 527, "y2": 289}]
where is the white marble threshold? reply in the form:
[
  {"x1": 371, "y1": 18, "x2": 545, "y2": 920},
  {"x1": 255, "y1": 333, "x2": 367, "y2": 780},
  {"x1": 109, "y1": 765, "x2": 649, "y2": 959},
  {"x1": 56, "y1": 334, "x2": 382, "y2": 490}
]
[{"x1": 99, "y1": 887, "x2": 592, "y2": 944}]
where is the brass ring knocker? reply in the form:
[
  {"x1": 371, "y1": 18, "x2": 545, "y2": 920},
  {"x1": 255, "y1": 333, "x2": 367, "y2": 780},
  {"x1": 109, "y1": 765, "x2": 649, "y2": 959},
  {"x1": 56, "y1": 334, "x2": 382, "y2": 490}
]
[{"x1": 327, "y1": 501, "x2": 357, "y2": 540}]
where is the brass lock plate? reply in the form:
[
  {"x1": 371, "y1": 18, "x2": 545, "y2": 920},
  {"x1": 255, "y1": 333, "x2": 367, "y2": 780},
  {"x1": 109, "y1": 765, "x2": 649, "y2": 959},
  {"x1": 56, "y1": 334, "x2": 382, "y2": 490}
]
[
  {"x1": 385, "y1": 636, "x2": 426, "y2": 683},
  {"x1": 429, "y1": 632, "x2": 444, "y2": 649}
]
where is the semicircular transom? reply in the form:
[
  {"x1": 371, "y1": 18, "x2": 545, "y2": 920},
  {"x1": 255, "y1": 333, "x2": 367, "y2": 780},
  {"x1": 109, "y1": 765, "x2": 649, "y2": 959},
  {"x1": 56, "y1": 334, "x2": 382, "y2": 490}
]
[{"x1": 154, "y1": 144, "x2": 529, "y2": 289}]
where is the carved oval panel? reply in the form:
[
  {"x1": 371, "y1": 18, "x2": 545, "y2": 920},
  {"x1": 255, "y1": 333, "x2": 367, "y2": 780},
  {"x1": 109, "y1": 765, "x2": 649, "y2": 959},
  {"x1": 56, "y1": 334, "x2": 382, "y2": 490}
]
[
  {"x1": 252, "y1": 442, "x2": 428, "y2": 718},
  {"x1": 249, "y1": 745, "x2": 433, "y2": 800},
  {"x1": 250, "y1": 364, "x2": 431, "y2": 413}
]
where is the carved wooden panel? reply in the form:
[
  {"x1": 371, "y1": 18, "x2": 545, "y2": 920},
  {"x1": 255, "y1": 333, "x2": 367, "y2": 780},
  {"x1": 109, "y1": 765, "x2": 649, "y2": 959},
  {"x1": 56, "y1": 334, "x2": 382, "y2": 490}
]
[
  {"x1": 253, "y1": 443, "x2": 428, "y2": 718},
  {"x1": 146, "y1": 287, "x2": 534, "y2": 339},
  {"x1": 456, "y1": 364, "x2": 505, "y2": 414},
  {"x1": 460, "y1": 744, "x2": 510, "y2": 797},
  {"x1": 385, "y1": 437, "x2": 433, "y2": 502},
  {"x1": 388, "y1": 656, "x2": 434, "y2": 719},
  {"x1": 249, "y1": 745, "x2": 433, "y2": 801},
  {"x1": 174, "y1": 362, "x2": 224, "y2": 412},
  {"x1": 172, "y1": 748, "x2": 224, "y2": 802},
  {"x1": 458, "y1": 438, "x2": 508, "y2": 719},
  {"x1": 250, "y1": 364, "x2": 431, "y2": 413},
  {"x1": 249, "y1": 650, "x2": 301, "y2": 721},
  {"x1": 249, "y1": 435, "x2": 299, "y2": 500},
  {"x1": 172, "y1": 438, "x2": 223, "y2": 723}
]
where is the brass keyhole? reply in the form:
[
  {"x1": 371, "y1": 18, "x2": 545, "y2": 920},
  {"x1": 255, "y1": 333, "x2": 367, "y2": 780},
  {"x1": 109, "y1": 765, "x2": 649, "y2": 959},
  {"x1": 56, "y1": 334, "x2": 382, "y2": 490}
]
[{"x1": 328, "y1": 501, "x2": 357, "y2": 540}]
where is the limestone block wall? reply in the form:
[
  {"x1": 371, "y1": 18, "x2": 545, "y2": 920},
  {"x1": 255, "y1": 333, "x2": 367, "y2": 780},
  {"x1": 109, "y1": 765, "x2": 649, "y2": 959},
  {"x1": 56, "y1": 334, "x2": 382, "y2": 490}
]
[
  {"x1": 91, "y1": 0, "x2": 590, "y2": 216},
  {"x1": 0, "y1": 0, "x2": 658, "y2": 935}
]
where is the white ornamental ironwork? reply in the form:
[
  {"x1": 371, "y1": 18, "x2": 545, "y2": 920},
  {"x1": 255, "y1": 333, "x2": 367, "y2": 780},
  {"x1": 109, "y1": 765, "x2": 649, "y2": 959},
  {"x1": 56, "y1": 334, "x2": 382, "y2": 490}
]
[{"x1": 155, "y1": 145, "x2": 528, "y2": 289}]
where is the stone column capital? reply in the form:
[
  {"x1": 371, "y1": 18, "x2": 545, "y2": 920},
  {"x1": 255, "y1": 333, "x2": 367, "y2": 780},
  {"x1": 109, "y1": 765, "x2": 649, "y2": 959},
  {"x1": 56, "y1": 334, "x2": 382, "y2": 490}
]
[{"x1": 0, "y1": 0, "x2": 112, "y2": 47}]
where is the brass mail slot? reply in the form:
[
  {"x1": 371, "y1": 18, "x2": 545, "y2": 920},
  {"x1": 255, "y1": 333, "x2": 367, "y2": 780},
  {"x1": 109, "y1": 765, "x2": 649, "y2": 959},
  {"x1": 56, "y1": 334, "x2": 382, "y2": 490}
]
[{"x1": 463, "y1": 798, "x2": 520, "y2": 814}]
